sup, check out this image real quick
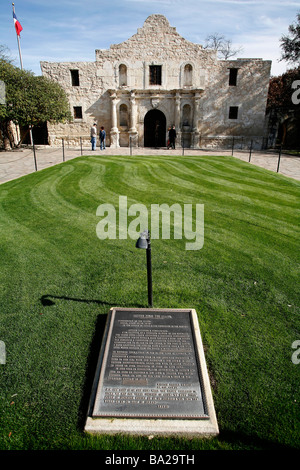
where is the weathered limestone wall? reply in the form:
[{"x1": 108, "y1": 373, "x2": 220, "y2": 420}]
[
  {"x1": 95, "y1": 14, "x2": 215, "y2": 91},
  {"x1": 201, "y1": 58, "x2": 271, "y2": 138},
  {"x1": 40, "y1": 61, "x2": 104, "y2": 145}
]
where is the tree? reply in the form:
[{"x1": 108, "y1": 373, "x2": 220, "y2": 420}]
[
  {"x1": 204, "y1": 33, "x2": 243, "y2": 59},
  {"x1": 0, "y1": 57, "x2": 72, "y2": 149},
  {"x1": 0, "y1": 45, "x2": 13, "y2": 63},
  {"x1": 280, "y1": 13, "x2": 300, "y2": 65},
  {"x1": 267, "y1": 68, "x2": 300, "y2": 110},
  {"x1": 267, "y1": 67, "x2": 300, "y2": 148}
]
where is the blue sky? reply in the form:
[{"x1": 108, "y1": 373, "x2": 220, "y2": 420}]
[{"x1": 1, "y1": 0, "x2": 299, "y2": 76}]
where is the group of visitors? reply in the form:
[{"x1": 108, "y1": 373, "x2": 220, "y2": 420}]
[
  {"x1": 91, "y1": 123, "x2": 177, "y2": 150},
  {"x1": 90, "y1": 123, "x2": 106, "y2": 151}
]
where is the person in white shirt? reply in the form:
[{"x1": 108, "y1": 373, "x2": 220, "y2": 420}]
[{"x1": 91, "y1": 123, "x2": 97, "y2": 150}]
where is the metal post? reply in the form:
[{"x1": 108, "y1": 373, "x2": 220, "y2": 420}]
[
  {"x1": 146, "y1": 236, "x2": 153, "y2": 308},
  {"x1": 277, "y1": 145, "x2": 282, "y2": 173},
  {"x1": 62, "y1": 138, "x2": 65, "y2": 162},
  {"x1": 29, "y1": 124, "x2": 33, "y2": 146},
  {"x1": 249, "y1": 140, "x2": 253, "y2": 162},
  {"x1": 136, "y1": 230, "x2": 153, "y2": 307},
  {"x1": 29, "y1": 125, "x2": 37, "y2": 170},
  {"x1": 231, "y1": 137, "x2": 235, "y2": 156},
  {"x1": 130, "y1": 136, "x2": 132, "y2": 156},
  {"x1": 32, "y1": 139, "x2": 37, "y2": 171},
  {"x1": 80, "y1": 137, "x2": 83, "y2": 156}
]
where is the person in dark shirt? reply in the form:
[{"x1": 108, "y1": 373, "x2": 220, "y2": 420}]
[
  {"x1": 169, "y1": 126, "x2": 176, "y2": 149},
  {"x1": 99, "y1": 127, "x2": 106, "y2": 150}
]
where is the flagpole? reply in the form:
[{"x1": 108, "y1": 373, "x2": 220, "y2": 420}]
[
  {"x1": 12, "y1": 3, "x2": 31, "y2": 146},
  {"x1": 12, "y1": 3, "x2": 23, "y2": 70}
]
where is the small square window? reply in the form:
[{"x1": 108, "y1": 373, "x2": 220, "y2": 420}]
[
  {"x1": 229, "y1": 106, "x2": 239, "y2": 119},
  {"x1": 70, "y1": 70, "x2": 80, "y2": 86},
  {"x1": 73, "y1": 106, "x2": 83, "y2": 119},
  {"x1": 229, "y1": 68, "x2": 238, "y2": 86},
  {"x1": 149, "y1": 65, "x2": 162, "y2": 85}
]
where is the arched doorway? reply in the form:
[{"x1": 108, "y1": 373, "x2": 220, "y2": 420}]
[{"x1": 144, "y1": 109, "x2": 166, "y2": 147}]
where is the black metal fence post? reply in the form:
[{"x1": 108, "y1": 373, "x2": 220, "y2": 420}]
[
  {"x1": 29, "y1": 125, "x2": 37, "y2": 171},
  {"x1": 231, "y1": 137, "x2": 235, "y2": 156},
  {"x1": 277, "y1": 145, "x2": 282, "y2": 173},
  {"x1": 146, "y1": 237, "x2": 153, "y2": 308},
  {"x1": 249, "y1": 140, "x2": 253, "y2": 162},
  {"x1": 32, "y1": 140, "x2": 37, "y2": 171},
  {"x1": 80, "y1": 137, "x2": 83, "y2": 156}
]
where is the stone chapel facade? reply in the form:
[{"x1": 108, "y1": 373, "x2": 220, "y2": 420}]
[{"x1": 40, "y1": 14, "x2": 271, "y2": 149}]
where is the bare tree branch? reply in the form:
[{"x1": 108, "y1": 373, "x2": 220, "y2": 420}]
[
  {"x1": 204, "y1": 33, "x2": 243, "y2": 59},
  {"x1": 0, "y1": 45, "x2": 14, "y2": 64}
]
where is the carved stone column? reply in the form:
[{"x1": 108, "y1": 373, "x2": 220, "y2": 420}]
[
  {"x1": 129, "y1": 90, "x2": 138, "y2": 147},
  {"x1": 110, "y1": 91, "x2": 119, "y2": 148},
  {"x1": 192, "y1": 91, "x2": 201, "y2": 149},
  {"x1": 174, "y1": 92, "x2": 182, "y2": 147}
]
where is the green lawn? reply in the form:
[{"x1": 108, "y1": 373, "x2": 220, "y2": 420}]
[{"x1": 0, "y1": 154, "x2": 299, "y2": 450}]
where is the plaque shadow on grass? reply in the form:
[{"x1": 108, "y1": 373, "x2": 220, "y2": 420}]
[
  {"x1": 40, "y1": 294, "x2": 146, "y2": 309},
  {"x1": 40, "y1": 294, "x2": 112, "y2": 307},
  {"x1": 78, "y1": 313, "x2": 109, "y2": 432}
]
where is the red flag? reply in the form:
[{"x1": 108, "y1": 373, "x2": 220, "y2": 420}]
[{"x1": 13, "y1": 11, "x2": 23, "y2": 36}]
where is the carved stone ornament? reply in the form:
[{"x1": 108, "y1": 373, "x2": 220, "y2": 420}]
[{"x1": 151, "y1": 98, "x2": 160, "y2": 108}]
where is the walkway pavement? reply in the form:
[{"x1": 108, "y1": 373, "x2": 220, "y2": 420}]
[{"x1": 0, "y1": 145, "x2": 299, "y2": 185}]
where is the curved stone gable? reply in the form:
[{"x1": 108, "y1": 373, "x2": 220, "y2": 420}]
[
  {"x1": 143, "y1": 14, "x2": 171, "y2": 28},
  {"x1": 96, "y1": 14, "x2": 214, "y2": 62}
]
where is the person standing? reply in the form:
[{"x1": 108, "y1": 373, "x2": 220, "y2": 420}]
[
  {"x1": 167, "y1": 127, "x2": 171, "y2": 149},
  {"x1": 91, "y1": 123, "x2": 97, "y2": 151},
  {"x1": 169, "y1": 125, "x2": 176, "y2": 149},
  {"x1": 99, "y1": 126, "x2": 106, "y2": 150}
]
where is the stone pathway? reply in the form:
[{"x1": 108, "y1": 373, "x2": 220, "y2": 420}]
[{"x1": 0, "y1": 146, "x2": 299, "y2": 184}]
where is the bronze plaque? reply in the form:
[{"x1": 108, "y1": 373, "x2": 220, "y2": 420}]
[{"x1": 92, "y1": 308, "x2": 209, "y2": 419}]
